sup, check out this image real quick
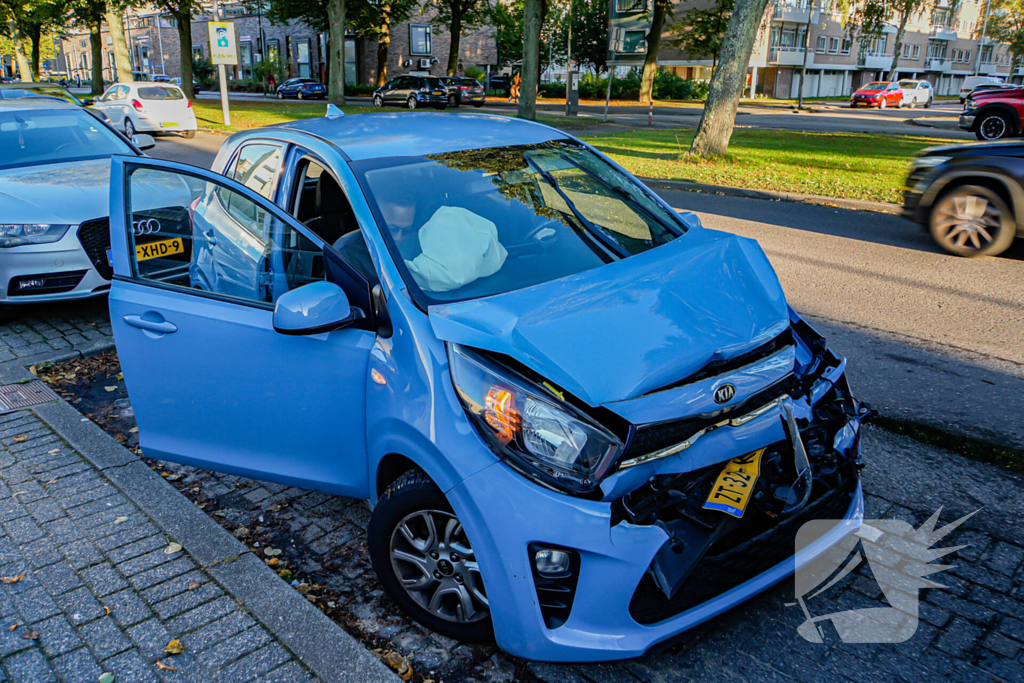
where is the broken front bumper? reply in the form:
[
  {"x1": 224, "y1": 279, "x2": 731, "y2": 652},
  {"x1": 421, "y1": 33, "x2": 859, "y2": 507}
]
[{"x1": 448, "y1": 347, "x2": 867, "y2": 661}]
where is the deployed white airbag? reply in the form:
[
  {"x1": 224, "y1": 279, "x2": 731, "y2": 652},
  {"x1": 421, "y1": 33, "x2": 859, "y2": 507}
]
[{"x1": 405, "y1": 206, "x2": 508, "y2": 292}]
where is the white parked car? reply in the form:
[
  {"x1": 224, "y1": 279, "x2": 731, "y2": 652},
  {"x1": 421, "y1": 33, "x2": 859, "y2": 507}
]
[
  {"x1": 898, "y1": 79, "x2": 933, "y2": 108},
  {"x1": 0, "y1": 98, "x2": 191, "y2": 320},
  {"x1": 959, "y1": 76, "x2": 1004, "y2": 104},
  {"x1": 92, "y1": 82, "x2": 198, "y2": 139}
]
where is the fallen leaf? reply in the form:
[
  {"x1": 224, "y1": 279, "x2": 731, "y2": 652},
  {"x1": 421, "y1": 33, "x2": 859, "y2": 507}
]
[
  {"x1": 166, "y1": 474, "x2": 181, "y2": 481},
  {"x1": 1, "y1": 574, "x2": 25, "y2": 584},
  {"x1": 113, "y1": 516, "x2": 128, "y2": 525},
  {"x1": 266, "y1": 558, "x2": 278, "y2": 566},
  {"x1": 164, "y1": 543, "x2": 182, "y2": 555},
  {"x1": 382, "y1": 651, "x2": 413, "y2": 681},
  {"x1": 187, "y1": 582, "x2": 201, "y2": 591},
  {"x1": 7, "y1": 623, "x2": 19, "y2": 631},
  {"x1": 164, "y1": 639, "x2": 184, "y2": 655},
  {"x1": 104, "y1": 386, "x2": 117, "y2": 392},
  {"x1": 129, "y1": 427, "x2": 138, "y2": 433},
  {"x1": 20, "y1": 630, "x2": 40, "y2": 640},
  {"x1": 104, "y1": 606, "x2": 110, "y2": 615},
  {"x1": 46, "y1": 479, "x2": 57, "y2": 485},
  {"x1": 161, "y1": 472, "x2": 169, "y2": 477},
  {"x1": 116, "y1": 373, "x2": 124, "y2": 381},
  {"x1": 155, "y1": 659, "x2": 177, "y2": 672},
  {"x1": 264, "y1": 548, "x2": 281, "y2": 557},
  {"x1": 99, "y1": 673, "x2": 115, "y2": 683},
  {"x1": 28, "y1": 365, "x2": 37, "y2": 376},
  {"x1": 47, "y1": 449, "x2": 58, "y2": 454},
  {"x1": 12, "y1": 435, "x2": 27, "y2": 443}
]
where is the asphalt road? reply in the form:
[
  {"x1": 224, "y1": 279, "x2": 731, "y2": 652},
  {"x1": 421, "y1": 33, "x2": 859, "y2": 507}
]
[{"x1": 149, "y1": 133, "x2": 1024, "y2": 448}]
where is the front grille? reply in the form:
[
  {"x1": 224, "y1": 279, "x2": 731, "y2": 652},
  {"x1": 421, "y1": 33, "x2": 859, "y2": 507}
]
[
  {"x1": 529, "y1": 544, "x2": 581, "y2": 629},
  {"x1": 628, "y1": 475, "x2": 857, "y2": 625},
  {"x1": 7, "y1": 270, "x2": 87, "y2": 297},
  {"x1": 76, "y1": 218, "x2": 112, "y2": 280}
]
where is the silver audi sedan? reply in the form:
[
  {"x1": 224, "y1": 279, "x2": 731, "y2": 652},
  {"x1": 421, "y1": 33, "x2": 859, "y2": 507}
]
[{"x1": 0, "y1": 98, "x2": 188, "y2": 320}]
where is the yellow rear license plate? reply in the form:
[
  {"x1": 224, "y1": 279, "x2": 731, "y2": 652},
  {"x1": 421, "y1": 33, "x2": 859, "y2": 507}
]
[
  {"x1": 703, "y1": 449, "x2": 764, "y2": 518},
  {"x1": 433, "y1": 91, "x2": 443, "y2": 95},
  {"x1": 161, "y1": 121, "x2": 178, "y2": 127},
  {"x1": 136, "y1": 237, "x2": 185, "y2": 261}
]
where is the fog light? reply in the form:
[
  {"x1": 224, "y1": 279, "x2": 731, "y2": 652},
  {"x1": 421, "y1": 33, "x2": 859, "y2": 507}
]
[
  {"x1": 16, "y1": 278, "x2": 45, "y2": 290},
  {"x1": 534, "y1": 548, "x2": 570, "y2": 576}
]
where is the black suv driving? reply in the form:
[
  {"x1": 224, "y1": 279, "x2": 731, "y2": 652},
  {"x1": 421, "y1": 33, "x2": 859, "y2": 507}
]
[{"x1": 372, "y1": 76, "x2": 448, "y2": 110}]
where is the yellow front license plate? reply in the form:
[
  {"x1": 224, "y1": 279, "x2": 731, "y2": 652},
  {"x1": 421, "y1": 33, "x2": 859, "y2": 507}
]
[
  {"x1": 136, "y1": 237, "x2": 185, "y2": 261},
  {"x1": 703, "y1": 449, "x2": 764, "y2": 518},
  {"x1": 161, "y1": 121, "x2": 178, "y2": 127},
  {"x1": 433, "y1": 91, "x2": 443, "y2": 95}
]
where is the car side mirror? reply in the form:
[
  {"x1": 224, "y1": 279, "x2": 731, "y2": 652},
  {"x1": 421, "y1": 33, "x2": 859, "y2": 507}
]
[
  {"x1": 273, "y1": 281, "x2": 363, "y2": 335},
  {"x1": 132, "y1": 134, "x2": 156, "y2": 150},
  {"x1": 82, "y1": 98, "x2": 95, "y2": 106}
]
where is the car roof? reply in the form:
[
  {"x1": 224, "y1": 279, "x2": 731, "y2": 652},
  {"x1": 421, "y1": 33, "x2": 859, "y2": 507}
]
[
  {"x1": 270, "y1": 111, "x2": 566, "y2": 162},
  {"x1": 0, "y1": 97, "x2": 80, "y2": 112}
]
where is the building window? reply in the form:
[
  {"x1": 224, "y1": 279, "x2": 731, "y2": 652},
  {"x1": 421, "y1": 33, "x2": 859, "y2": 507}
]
[
  {"x1": 410, "y1": 24, "x2": 432, "y2": 55},
  {"x1": 829, "y1": 36, "x2": 839, "y2": 53},
  {"x1": 816, "y1": 36, "x2": 826, "y2": 53},
  {"x1": 964, "y1": 50, "x2": 970, "y2": 64},
  {"x1": 616, "y1": 0, "x2": 646, "y2": 12},
  {"x1": 621, "y1": 29, "x2": 647, "y2": 54},
  {"x1": 841, "y1": 39, "x2": 851, "y2": 55},
  {"x1": 193, "y1": 46, "x2": 204, "y2": 60},
  {"x1": 912, "y1": 44, "x2": 920, "y2": 59}
]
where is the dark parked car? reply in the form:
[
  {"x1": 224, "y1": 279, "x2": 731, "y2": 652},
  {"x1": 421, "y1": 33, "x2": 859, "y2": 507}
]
[
  {"x1": 0, "y1": 81, "x2": 111, "y2": 124},
  {"x1": 372, "y1": 75, "x2": 448, "y2": 110},
  {"x1": 903, "y1": 141, "x2": 1024, "y2": 256},
  {"x1": 487, "y1": 74, "x2": 510, "y2": 92},
  {"x1": 959, "y1": 86, "x2": 1024, "y2": 140},
  {"x1": 439, "y1": 76, "x2": 486, "y2": 108},
  {"x1": 276, "y1": 77, "x2": 327, "y2": 100},
  {"x1": 170, "y1": 77, "x2": 201, "y2": 94}
]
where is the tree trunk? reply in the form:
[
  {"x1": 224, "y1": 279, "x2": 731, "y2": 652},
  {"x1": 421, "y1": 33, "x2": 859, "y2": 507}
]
[
  {"x1": 518, "y1": 0, "x2": 543, "y2": 119},
  {"x1": 174, "y1": 8, "x2": 194, "y2": 99},
  {"x1": 375, "y1": 8, "x2": 390, "y2": 87},
  {"x1": 105, "y1": 8, "x2": 133, "y2": 82},
  {"x1": 14, "y1": 37, "x2": 32, "y2": 82},
  {"x1": 327, "y1": 0, "x2": 346, "y2": 105},
  {"x1": 885, "y1": 7, "x2": 910, "y2": 83},
  {"x1": 447, "y1": 5, "x2": 463, "y2": 76},
  {"x1": 90, "y1": 20, "x2": 105, "y2": 94},
  {"x1": 29, "y1": 28, "x2": 42, "y2": 81},
  {"x1": 689, "y1": 0, "x2": 771, "y2": 156},
  {"x1": 639, "y1": 0, "x2": 668, "y2": 104}
]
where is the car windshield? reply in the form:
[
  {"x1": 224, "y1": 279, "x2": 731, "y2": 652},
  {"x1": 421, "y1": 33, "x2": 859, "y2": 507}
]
[
  {"x1": 861, "y1": 83, "x2": 886, "y2": 91},
  {"x1": 1, "y1": 86, "x2": 83, "y2": 106},
  {"x1": 424, "y1": 77, "x2": 446, "y2": 89},
  {"x1": 353, "y1": 141, "x2": 684, "y2": 305},
  {"x1": 138, "y1": 86, "x2": 184, "y2": 100},
  {"x1": 0, "y1": 108, "x2": 132, "y2": 170}
]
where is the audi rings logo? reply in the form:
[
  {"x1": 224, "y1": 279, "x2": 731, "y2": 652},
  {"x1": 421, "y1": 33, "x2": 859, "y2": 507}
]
[
  {"x1": 132, "y1": 219, "x2": 161, "y2": 235},
  {"x1": 713, "y1": 383, "x2": 736, "y2": 404}
]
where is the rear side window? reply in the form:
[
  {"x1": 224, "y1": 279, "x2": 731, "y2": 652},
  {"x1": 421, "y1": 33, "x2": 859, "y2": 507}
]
[
  {"x1": 231, "y1": 143, "x2": 284, "y2": 200},
  {"x1": 138, "y1": 87, "x2": 184, "y2": 100}
]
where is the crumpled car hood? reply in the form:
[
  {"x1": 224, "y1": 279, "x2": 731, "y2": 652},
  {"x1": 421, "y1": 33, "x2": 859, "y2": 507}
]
[{"x1": 428, "y1": 228, "x2": 790, "y2": 407}]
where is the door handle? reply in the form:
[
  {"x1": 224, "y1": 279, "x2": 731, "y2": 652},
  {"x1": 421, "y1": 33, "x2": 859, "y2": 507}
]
[
  {"x1": 203, "y1": 229, "x2": 217, "y2": 246},
  {"x1": 124, "y1": 315, "x2": 177, "y2": 334}
]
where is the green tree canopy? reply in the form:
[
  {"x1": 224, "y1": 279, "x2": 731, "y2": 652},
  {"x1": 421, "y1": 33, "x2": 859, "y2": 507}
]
[{"x1": 667, "y1": 0, "x2": 733, "y2": 69}]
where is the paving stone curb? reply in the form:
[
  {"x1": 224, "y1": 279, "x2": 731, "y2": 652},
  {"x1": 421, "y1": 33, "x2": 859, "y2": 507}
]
[
  {"x1": 0, "y1": 358, "x2": 398, "y2": 683},
  {"x1": 641, "y1": 177, "x2": 903, "y2": 215}
]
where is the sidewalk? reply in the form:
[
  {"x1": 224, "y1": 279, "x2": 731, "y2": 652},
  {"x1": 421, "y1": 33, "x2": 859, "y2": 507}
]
[{"x1": 0, "y1": 360, "x2": 395, "y2": 682}]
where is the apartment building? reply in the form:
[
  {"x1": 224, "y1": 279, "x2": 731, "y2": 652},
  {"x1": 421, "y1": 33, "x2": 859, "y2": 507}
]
[
  {"x1": 58, "y1": 2, "x2": 496, "y2": 88},
  {"x1": 659, "y1": 0, "x2": 1016, "y2": 98}
]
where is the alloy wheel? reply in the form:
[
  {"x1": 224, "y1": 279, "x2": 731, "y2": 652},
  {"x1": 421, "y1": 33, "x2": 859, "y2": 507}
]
[
  {"x1": 930, "y1": 185, "x2": 1015, "y2": 256},
  {"x1": 408, "y1": 96, "x2": 418, "y2": 109},
  {"x1": 124, "y1": 118, "x2": 135, "y2": 138},
  {"x1": 879, "y1": 98, "x2": 886, "y2": 109},
  {"x1": 389, "y1": 509, "x2": 489, "y2": 624},
  {"x1": 373, "y1": 95, "x2": 383, "y2": 107},
  {"x1": 298, "y1": 91, "x2": 304, "y2": 100},
  {"x1": 979, "y1": 114, "x2": 1008, "y2": 140}
]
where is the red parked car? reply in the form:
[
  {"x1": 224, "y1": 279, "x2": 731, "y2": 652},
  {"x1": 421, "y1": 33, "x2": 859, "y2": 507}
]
[
  {"x1": 959, "y1": 86, "x2": 1024, "y2": 140},
  {"x1": 850, "y1": 81, "x2": 904, "y2": 109}
]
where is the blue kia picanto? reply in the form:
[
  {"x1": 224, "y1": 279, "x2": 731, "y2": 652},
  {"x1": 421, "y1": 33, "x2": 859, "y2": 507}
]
[{"x1": 106, "y1": 108, "x2": 868, "y2": 662}]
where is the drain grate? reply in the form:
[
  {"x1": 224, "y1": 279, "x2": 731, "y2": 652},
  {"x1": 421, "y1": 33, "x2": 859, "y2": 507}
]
[{"x1": 0, "y1": 381, "x2": 59, "y2": 414}]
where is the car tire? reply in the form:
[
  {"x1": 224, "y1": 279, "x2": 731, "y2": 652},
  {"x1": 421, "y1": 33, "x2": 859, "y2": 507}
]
[
  {"x1": 909, "y1": 98, "x2": 916, "y2": 109},
  {"x1": 297, "y1": 91, "x2": 304, "y2": 100},
  {"x1": 407, "y1": 96, "x2": 418, "y2": 109},
  {"x1": 975, "y1": 111, "x2": 1013, "y2": 140},
  {"x1": 124, "y1": 118, "x2": 135, "y2": 138},
  {"x1": 850, "y1": 102, "x2": 857, "y2": 108},
  {"x1": 373, "y1": 94, "x2": 383, "y2": 107},
  {"x1": 897, "y1": 98, "x2": 904, "y2": 109},
  {"x1": 879, "y1": 98, "x2": 887, "y2": 109},
  {"x1": 182, "y1": 130, "x2": 196, "y2": 139},
  {"x1": 448, "y1": 94, "x2": 458, "y2": 108},
  {"x1": 925, "y1": 97, "x2": 932, "y2": 108},
  {"x1": 368, "y1": 470, "x2": 493, "y2": 642},
  {"x1": 929, "y1": 184, "x2": 1017, "y2": 257},
  {"x1": 277, "y1": 91, "x2": 284, "y2": 99}
]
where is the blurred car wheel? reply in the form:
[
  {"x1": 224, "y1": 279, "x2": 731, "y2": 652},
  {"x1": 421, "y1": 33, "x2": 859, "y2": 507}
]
[{"x1": 929, "y1": 184, "x2": 1016, "y2": 257}]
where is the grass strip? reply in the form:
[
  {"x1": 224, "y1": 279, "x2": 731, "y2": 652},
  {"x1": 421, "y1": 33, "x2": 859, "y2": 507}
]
[{"x1": 872, "y1": 415, "x2": 1024, "y2": 474}]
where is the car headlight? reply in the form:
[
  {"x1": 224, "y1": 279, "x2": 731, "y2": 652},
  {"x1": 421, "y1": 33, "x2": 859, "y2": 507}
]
[
  {"x1": 0, "y1": 224, "x2": 70, "y2": 248},
  {"x1": 448, "y1": 344, "x2": 623, "y2": 495}
]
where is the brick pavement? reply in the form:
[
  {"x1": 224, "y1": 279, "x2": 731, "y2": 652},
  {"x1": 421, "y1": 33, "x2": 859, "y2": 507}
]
[
  {"x1": 0, "y1": 300, "x2": 113, "y2": 364},
  {"x1": 0, "y1": 409, "x2": 323, "y2": 682}
]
